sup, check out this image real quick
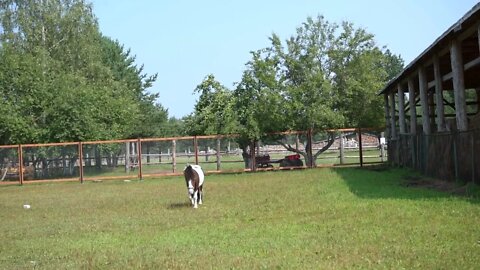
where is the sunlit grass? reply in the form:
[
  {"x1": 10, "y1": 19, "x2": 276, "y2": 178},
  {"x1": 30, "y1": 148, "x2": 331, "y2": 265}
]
[{"x1": 1, "y1": 166, "x2": 478, "y2": 269}]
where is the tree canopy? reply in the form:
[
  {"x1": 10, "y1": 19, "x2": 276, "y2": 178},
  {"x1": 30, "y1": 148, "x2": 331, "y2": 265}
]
[
  {"x1": 233, "y1": 16, "x2": 403, "y2": 137},
  {"x1": 187, "y1": 15, "x2": 404, "y2": 166},
  {"x1": 0, "y1": 0, "x2": 168, "y2": 144}
]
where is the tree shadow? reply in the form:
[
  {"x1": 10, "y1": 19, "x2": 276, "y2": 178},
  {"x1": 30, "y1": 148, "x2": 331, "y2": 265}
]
[{"x1": 332, "y1": 165, "x2": 480, "y2": 204}]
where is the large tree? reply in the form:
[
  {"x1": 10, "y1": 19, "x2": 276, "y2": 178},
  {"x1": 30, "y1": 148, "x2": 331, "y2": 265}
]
[
  {"x1": 233, "y1": 16, "x2": 403, "y2": 166},
  {"x1": 0, "y1": 0, "x2": 168, "y2": 144},
  {"x1": 100, "y1": 36, "x2": 168, "y2": 138}
]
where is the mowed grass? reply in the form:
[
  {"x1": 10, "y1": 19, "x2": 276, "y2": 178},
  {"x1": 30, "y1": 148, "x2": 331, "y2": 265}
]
[{"x1": 1, "y1": 167, "x2": 479, "y2": 269}]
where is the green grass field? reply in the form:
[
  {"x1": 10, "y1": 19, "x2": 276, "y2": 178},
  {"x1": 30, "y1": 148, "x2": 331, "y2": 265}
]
[{"x1": 1, "y1": 166, "x2": 479, "y2": 269}]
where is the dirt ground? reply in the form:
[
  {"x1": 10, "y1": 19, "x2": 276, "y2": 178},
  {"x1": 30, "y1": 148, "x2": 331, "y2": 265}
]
[
  {"x1": 363, "y1": 164, "x2": 469, "y2": 196},
  {"x1": 401, "y1": 175, "x2": 468, "y2": 196}
]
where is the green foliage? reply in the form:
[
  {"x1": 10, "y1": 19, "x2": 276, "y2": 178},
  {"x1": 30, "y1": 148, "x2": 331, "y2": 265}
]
[
  {"x1": 184, "y1": 74, "x2": 238, "y2": 136},
  {"x1": 236, "y1": 16, "x2": 404, "y2": 133},
  {"x1": 100, "y1": 36, "x2": 168, "y2": 138},
  {"x1": 229, "y1": 16, "x2": 403, "y2": 165},
  {"x1": 0, "y1": 0, "x2": 169, "y2": 144},
  {"x1": 185, "y1": 15, "x2": 403, "y2": 166}
]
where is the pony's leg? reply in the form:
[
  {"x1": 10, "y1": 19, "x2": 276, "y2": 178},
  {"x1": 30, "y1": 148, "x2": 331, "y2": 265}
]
[
  {"x1": 198, "y1": 185, "x2": 203, "y2": 204},
  {"x1": 193, "y1": 190, "x2": 198, "y2": 208}
]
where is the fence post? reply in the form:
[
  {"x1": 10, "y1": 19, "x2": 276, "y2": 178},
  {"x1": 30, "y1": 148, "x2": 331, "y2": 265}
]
[
  {"x1": 137, "y1": 139, "x2": 143, "y2": 180},
  {"x1": 307, "y1": 128, "x2": 313, "y2": 168},
  {"x1": 425, "y1": 135, "x2": 429, "y2": 174},
  {"x1": 216, "y1": 137, "x2": 221, "y2": 171},
  {"x1": 146, "y1": 143, "x2": 150, "y2": 164},
  {"x1": 453, "y1": 133, "x2": 458, "y2": 182},
  {"x1": 380, "y1": 132, "x2": 385, "y2": 162},
  {"x1": 172, "y1": 140, "x2": 176, "y2": 173},
  {"x1": 472, "y1": 131, "x2": 476, "y2": 184},
  {"x1": 194, "y1": 136, "x2": 199, "y2": 165},
  {"x1": 410, "y1": 135, "x2": 415, "y2": 169},
  {"x1": 250, "y1": 140, "x2": 256, "y2": 172},
  {"x1": 339, "y1": 132, "x2": 345, "y2": 165},
  {"x1": 125, "y1": 142, "x2": 130, "y2": 173},
  {"x1": 18, "y1": 145, "x2": 24, "y2": 185},
  {"x1": 78, "y1": 142, "x2": 84, "y2": 183},
  {"x1": 358, "y1": 128, "x2": 364, "y2": 167}
]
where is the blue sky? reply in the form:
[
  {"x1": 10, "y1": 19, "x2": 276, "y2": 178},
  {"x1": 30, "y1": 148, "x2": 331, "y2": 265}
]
[{"x1": 91, "y1": 0, "x2": 479, "y2": 118}]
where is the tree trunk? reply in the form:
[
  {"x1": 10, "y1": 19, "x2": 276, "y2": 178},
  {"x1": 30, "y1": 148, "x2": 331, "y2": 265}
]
[
  {"x1": 146, "y1": 144, "x2": 150, "y2": 164},
  {"x1": 277, "y1": 132, "x2": 336, "y2": 167},
  {"x1": 95, "y1": 147, "x2": 101, "y2": 169}
]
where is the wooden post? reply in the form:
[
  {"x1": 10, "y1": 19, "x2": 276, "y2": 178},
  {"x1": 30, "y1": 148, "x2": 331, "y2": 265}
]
[
  {"x1": 471, "y1": 131, "x2": 476, "y2": 184},
  {"x1": 453, "y1": 134, "x2": 459, "y2": 182},
  {"x1": 78, "y1": 142, "x2": 84, "y2": 183},
  {"x1": 450, "y1": 39, "x2": 468, "y2": 131},
  {"x1": 194, "y1": 136, "x2": 199, "y2": 165},
  {"x1": 397, "y1": 84, "x2": 406, "y2": 134},
  {"x1": 389, "y1": 93, "x2": 397, "y2": 139},
  {"x1": 408, "y1": 77, "x2": 417, "y2": 168},
  {"x1": 250, "y1": 140, "x2": 256, "y2": 171},
  {"x1": 384, "y1": 95, "x2": 391, "y2": 139},
  {"x1": 125, "y1": 142, "x2": 130, "y2": 173},
  {"x1": 172, "y1": 140, "x2": 176, "y2": 173},
  {"x1": 358, "y1": 129, "x2": 363, "y2": 167},
  {"x1": 295, "y1": 134, "x2": 300, "y2": 150},
  {"x1": 137, "y1": 139, "x2": 143, "y2": 180},
  {"x1": 407, "y1": 78, "x2": 417, "y2": 135},
  {"x1": 86, "y1": 152, "x2": 91, "y2": 167},
  {"x1": 18, "y1": 145, "x2": 24, "y2": 185},
  {"x1": 478, "y1": 24, "x2": 480, "y2": 51},
  {"x1": 146, "y1": 143, "x2": 150, "y2": 164},
  {"x1": 418, "y1": 66, "x2": 431, "y2": 135},
  {"x1": 307, "y1": 128, "x2": 314, "y2": 167},
  {"x1": 339, "y1": 132, "x2": 345, "y2": 165},
  {"x1": 476, "y1": 88, "x2": 480, "y2": 120},
  {"x1": 433, "y1": 54, "x2": 446, "y2": 132},
  {"x1": 380, "y1": 132, "x2": 386, "y2": 162},
  {"x1": 216, "y1": 137, "x2": 221, "y2": 171}
]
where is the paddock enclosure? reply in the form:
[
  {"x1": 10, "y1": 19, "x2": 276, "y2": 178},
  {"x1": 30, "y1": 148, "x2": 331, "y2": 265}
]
[
  {"x1": 0, "y1": 128, "x2": 386, "y2": 184},
  {"x1": 1, "y1": 167, "x2": 479, "y2": 269},
  {"x1": 380, "y1": 3, "x2": 480, "y2": 184}
]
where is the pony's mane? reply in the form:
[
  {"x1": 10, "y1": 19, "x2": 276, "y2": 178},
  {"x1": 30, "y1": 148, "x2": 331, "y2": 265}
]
[{"x1": 184, "y1": 165, "x2": 196, "y2": 179}]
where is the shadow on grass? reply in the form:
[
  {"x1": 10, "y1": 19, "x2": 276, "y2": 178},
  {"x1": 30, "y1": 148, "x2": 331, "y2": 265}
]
[
  {"x1": 333, "y1": 165, "x2": 480, "y2": 204},
  {"x1": 167, "y1": 202, "x2": 192, "y2": 209}
]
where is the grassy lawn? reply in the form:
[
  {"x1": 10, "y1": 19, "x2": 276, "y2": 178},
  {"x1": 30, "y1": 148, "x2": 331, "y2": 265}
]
[{"x1": 1, "y1": 167, "x2": 479, "y2": 269}]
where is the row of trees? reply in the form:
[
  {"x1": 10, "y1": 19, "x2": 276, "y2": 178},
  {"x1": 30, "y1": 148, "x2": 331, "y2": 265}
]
[
  {"x1": 0, "y1": 0, "x2": 180, "y2": 145},
  {"x1": 186, "y1": 16, "x2": 404, "y2": 165},
  {"x1": 0, "y1": 2, "x2": 403, "y2": 167}
]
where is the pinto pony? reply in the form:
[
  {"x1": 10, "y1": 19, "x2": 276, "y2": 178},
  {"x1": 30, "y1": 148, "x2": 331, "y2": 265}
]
[{"x1": 183, "y1": 164, "x2": 205, "y2": 208}]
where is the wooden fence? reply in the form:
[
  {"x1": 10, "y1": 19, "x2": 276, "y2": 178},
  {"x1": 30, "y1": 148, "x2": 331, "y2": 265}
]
[{"x1": 0, "y1": 128, "x2": 386, "y2": 185}]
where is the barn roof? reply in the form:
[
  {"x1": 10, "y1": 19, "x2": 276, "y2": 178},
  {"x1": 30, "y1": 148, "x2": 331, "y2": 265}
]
[{"x1": 378, "y1": 3, "x2": 480, "y2": 95}]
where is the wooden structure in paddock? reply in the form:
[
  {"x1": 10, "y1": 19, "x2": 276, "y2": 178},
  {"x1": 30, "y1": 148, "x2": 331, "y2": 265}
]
[{"x1": 379, "y1": 4, "x2": 480, "y2": 183}]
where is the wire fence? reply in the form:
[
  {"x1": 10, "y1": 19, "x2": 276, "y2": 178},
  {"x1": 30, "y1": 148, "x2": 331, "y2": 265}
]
[
  {"x1": 388, "y1": 129, "x2": 478, "y2": 184},
  {"x1": 0, "y1": 128, "x2": 386, "y2": 185}
]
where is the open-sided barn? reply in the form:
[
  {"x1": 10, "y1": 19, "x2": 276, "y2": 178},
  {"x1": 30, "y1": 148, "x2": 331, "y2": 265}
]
[
  {"x1": 379, "y1": 3, "x2": 480, "y2": 183},
  {"x1": 380, "y1": 3, "x2": 480, "y2": 183}
]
